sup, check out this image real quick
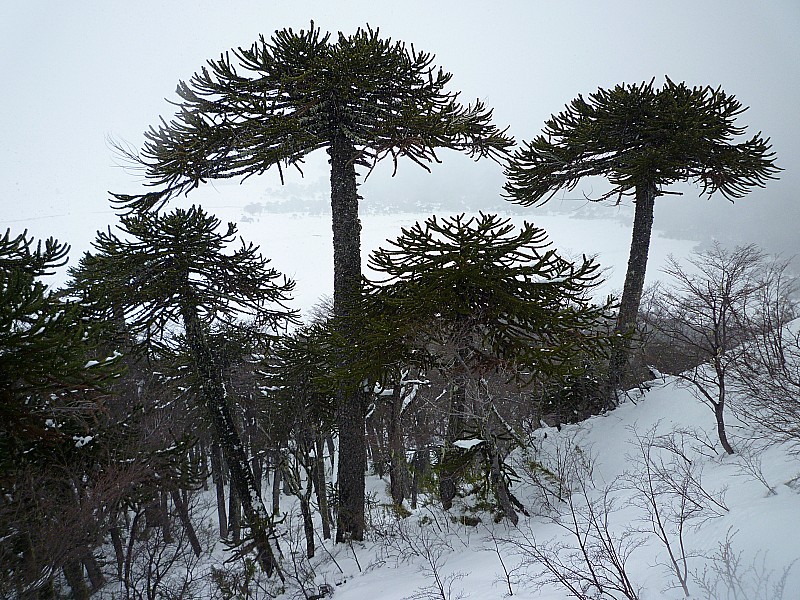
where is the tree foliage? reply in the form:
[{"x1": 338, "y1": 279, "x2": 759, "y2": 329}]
[
  {"x1": 0, "y1": 229, "x2": 118, "y2": 466},
  {"x1": 113, "y1": 22, "x2": 512, "y2": 211},
  {"x1": 70, "y1": 206, "x2": 297, "y2": 576},
  {"x1": 356, "y1": 212, "x2": 612, "y2": 380},
  {"x1": 71, "y1": 206, "x2": 297, "y2": 347},
  {"x1": 504, "y1": 77, "x2": 779, "y2": 206}
]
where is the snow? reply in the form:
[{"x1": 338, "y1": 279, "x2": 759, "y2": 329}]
[
  {"x1": 452, "y1": 438, "x2": 484, "y2": 450},
  {"x1": 253, "y1": 376, "x2": 798, "y2": 600},
  {"x1": 73, "y1": 435, "x2": 93, "y2": 448},
  {"x1": 101, "y1": 370, "x2": 798, "y2": 599}
]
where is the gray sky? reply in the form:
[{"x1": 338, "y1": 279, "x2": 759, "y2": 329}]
[{"x1": 2, "y1": 1, "x2": 799, "y2": 261}]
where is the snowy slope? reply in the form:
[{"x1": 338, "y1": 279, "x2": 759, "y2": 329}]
[{"x1": 286, "y1": 376, "x2": 800, "y2": 600}]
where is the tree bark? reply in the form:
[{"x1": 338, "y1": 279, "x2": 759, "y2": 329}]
[
  {"x1": 329, "y1": 134, "x2": 367, "y2": 543},
  {"x1": 410, "y1": 449, "x2": 430, "y2": 510},
  {"x1": 210, "y1": 442, "x2": 228, "y2": 538},
  {"x1": 180, "y1": 302, "x2": 281, "y2": 578},
  {"x1": 271, "y1": 451, "x2": 282, "y2": 515},
  {"x1": 488, "y1": 441, "x2": 518, "y2": 525},
  {"x1": 440, "y1": 383, "x2": 466, "y2": 511},
  {"x1": 313, "y1": 434, "x2": 332, "y2": 540},
  {"x1": 388, "y1": 384, "x2": 408, "y2": 507},
  {"x1": 608, "y1": 181, "x2": 658, "y2": 404},
  {"x1": 62, "y1": 559, "x2": 90, "y2": 600},
  {"x1": 81, "y1": 548, "x2": 105, "y2": 592},
  {"x1": 228, "y1": 476, "x2": 242, "y2": 542},
  {"x1": 714, "y1": 361, "x2": 735, "y2": 455},
  {"x1": 109, "y1": 524, "x2": 125, "y2": 579},
  {"x1": 170, "y1": 489, "x2": 202, "y2": 557}
]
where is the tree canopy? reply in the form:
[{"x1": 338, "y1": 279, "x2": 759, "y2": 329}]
[
  {"x1": 354, "y1": 213, "x2": 613, "y2": 384},
  {"x1": 504, "y1": 77, "x2": 779, "y2": 206},
  {"x1": 114, "y1": 22, "x2": 512, "y2": 211}
]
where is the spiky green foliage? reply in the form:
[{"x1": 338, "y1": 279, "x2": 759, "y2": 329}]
[
  {"x1": 70, "y1": 205, "x2": 298, "y2": 349},
  {"x1": 260, "y1": 325, "x2": 337, "y2": 433},
  {"x1": 70, "y1": 206, "x2": 296, "y2": 576},
  {"x1": 505, "y1": 77, "x2": 779, "y2": 206},
  {"x1": 113, "y1": 22, "x2": 513, "y2": 210},
  {"x1": 357, "y1": 213, "x2": 613, "y2": 380},
  {"x1": 0, "y1": 229, "x2": 118, "y2": 464}
]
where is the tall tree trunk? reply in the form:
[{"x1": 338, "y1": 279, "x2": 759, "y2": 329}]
[
  {"x1": 440, "y1": 383, "x2": 466, "y2": 510},
  {"x1": 313, "y1": 434, "x2": 332, "y2": 540},
  {"x1": 366, "y1": 418, "x2": 385, "y2": 477},
  {"x1": 109, "y1": 523, "x2": 125, "y2": 579},
  {"x1": 388, "y1": 384, "x2": 408, "y2": 507},
  {"x1": 62, "y1": 559, "x2": 90, "y2": 600},
  {"x1": 271, "y1": 451, "x2": 283, "y2": 515},
  {"x1": 228, "y1": 475, "x2": 242, "y2": 542},
  {"x1": 180, "y1": 302, "x2": 281, "y2": 578},
  {"x1": 607, "y1": 181, "x2": 658, "y2": 405},
  {"x1": 81, "y1": 548, "x2": 105, "y2": 593},
  {"x1": 170, "y1": 490, "x2": 202, "y2": 557},
  {"x1": 329, "y1": 134, "x2": 367, "y2": 543},
  {"x1": 210, "y1": 442, "x2": 228, "y2": 538},
  {"x1": 410, "y1": 449, "x2": 429, "y2": 510}
]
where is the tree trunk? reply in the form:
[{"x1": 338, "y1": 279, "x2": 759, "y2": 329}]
[
  {"x1": 180, "y1": 302, "x2": 281, "y2": 578},
  {"x1": 440, "y1": 383, "x2": 466, "y2": 510},
  {"x1": 714, "y1": 362, "x2": 735, "y2": 455},
  {"x1": 488, "y1": 442, "x2": 518, "y2": 525},
  {"x1": 62, "y1": 559, "x2": 90, "y2": 600},
  {"x1": 109, "y1": 524, "x2": 125, "y2": 579},
  {"x1": 388, "y1": 384, "x2": 408, "y2": 507},
  {"x1": 313, "y1": 434, "x2": 332, "y2": 540},
  {"x1": 299, "y1": 496, "x2": 315, "y2": 559},
  {"x1": 608, "y1": 181, "x2": 658, "y2": 405},
  {"x1": 228, "y1": 475, "x2": 242, "y2": 542},
  {"x1": 366, "y1": 418, "x2": 385, "y2": 477},
  {"x1": 410, "y1": 449, "x2": 430, "y2": 510},
  {"x1": 80, "y1": 547, "x2": 105, "y2": 593},
  {"x1": 170, "y1": 490, "x2": 202, "y2": 557},
  {"x1": 271, "y1": 451, "x2": 282, "y2": 515},
  {"x1": 210, "y1": 442, "x2": 229, "y2": 538},
  {"x1": 329, "y1": 134, "x2": 367, "y2": 543},
  {"x1": 715, "y1": 400, "x2": 735, "y2": 455}
]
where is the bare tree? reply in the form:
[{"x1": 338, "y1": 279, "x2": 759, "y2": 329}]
[
  {"x1": 729, "y1": 260, "x2": 799, "y2": 446},
  {"x1": 643, "y1": 243, "x2": 777, "y2": 454}
]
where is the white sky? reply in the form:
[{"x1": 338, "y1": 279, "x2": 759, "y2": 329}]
[{"x1": 1, "y1": 1, "x2": 799, "y2": 259}]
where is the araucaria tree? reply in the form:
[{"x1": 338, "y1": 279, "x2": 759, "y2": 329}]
[
  {"x1": 114, "y1": 22, "x2": 512, "y2": 542},
  {"x1": 353, "y1": 213, "x2": 613, "y2": 521},
  {"x1": 504, "y1": 78, "x2": 779, "y2": 402},
  {"x1": 71, "y1": 207, "x2": 297, "y2": 576},
  {"x1": 0, "y1": 230, "x2": 121, "y2": 596}
]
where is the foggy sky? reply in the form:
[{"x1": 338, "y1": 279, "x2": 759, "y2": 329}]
[{"x1": 1, "y1": 1, "x2": 798, "y2": 260}]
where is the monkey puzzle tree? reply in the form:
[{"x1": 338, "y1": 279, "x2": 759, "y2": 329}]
[
  {"x1": 0, "y1": 230, "x2": 124, "y2": 597},
  {"x1": 70, "y1": 206, "x2": 297, "y2": 576},
  {"x1": 113, "y1": 22, "x2": 512, "y2": 542},
  {"x1": 350, "y1": 213, "x2": 613, "y2": 521},
  {"x1": 504, "y1": 78, "x2": 779, "y2": 402}
]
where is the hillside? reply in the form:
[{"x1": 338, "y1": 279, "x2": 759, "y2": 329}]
[{"x1": 277, "y1": 374, "x2": 799, "y2": 600}]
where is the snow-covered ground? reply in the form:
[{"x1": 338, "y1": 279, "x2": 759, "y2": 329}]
[{"x1": 269, "y1": 375, "x2": 800, "y2": 600}]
